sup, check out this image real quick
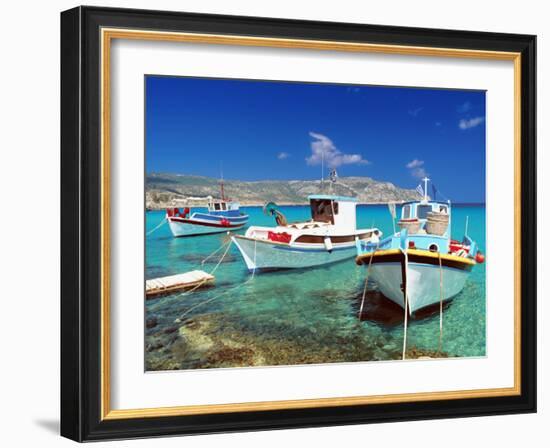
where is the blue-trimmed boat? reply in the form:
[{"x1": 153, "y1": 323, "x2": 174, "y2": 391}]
[
  {"x1": 166, "y1": 182, "x2": 249, "y2": 237},
  {"x1": 355, "y1": 177, "x2": 485, "y2": 314}
]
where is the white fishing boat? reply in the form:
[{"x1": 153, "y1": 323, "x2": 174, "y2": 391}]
[
  {"x1": 356, "y1": 177, "x2": 485, "y2": 314},
  {"x1": 166, "y1": 179, "x2": 249, "y2": 237},
  {"x1": 232, "y1": 195, "x2": 382, "y2": 271}
]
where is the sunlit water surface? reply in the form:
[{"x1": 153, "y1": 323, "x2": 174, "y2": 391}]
[{"x1": 145, "y1": 204, "x2": 486, "y2": 370}]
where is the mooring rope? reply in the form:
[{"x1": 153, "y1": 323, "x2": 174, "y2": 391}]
[
  {"x1": 250, "y1": 239, "x2": 258, "y2": 278},
  {"x1": 178, "y1": 239, "x2": 233, "y2": 297},
  {"x1": 438, "y1": 252, "x2": 444, "y2": 353},
  {"x1": 202, "y1": 239, "x2": 233, "y2": 277},
  {"x1": 175, "y1": 239, "x2": 258, "y2": 323},
  {"x1": 200, "y1": 238, "x2": 232, "y2": 266},
  {"x1": 358, "y1": 245, "x2": 378, "y2": 318},
  {"x1": 401, "y1": 248, "x2": 410, "y2": 360},
  {"x1": 146, "y1": 217, "x2": 167, "y2": 236}
]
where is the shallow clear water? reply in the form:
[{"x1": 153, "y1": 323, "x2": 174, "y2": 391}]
[{"x1": 145, "y1": 204, "x2": 486, "y2": 370}]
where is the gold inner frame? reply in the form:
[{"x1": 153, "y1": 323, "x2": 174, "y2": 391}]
[{"x1": 100, "y1": 28, "x2": 522, "y2": 420}]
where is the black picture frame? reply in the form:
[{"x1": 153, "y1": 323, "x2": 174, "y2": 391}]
[{"x1": 61, "y1": 5, "x2": 536, "y2": 442}]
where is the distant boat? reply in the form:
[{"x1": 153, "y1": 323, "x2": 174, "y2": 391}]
[
  {"x1": 355, "y1": 177, "x2": 485, "y2": 314},
  {"x1": 166, "y1": 179, "x2": 249, "y2": 237},
  {"x1": 232, "y1": 195, "x2": 382, "y2": 271}
]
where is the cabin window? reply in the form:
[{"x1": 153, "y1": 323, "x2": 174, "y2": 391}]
[
  {"x1": 214, "y1": 203, "x2": 221, "y2": 211},
  {"x1": 402, "y1": 205, "x2": 411, "y2": 219},
  {"x1": 310, "y1": 199, "x2": 337, "y2": 224},
  {"x1": 221, "y1": 203, "x2": 226, "y2": 211},
  {"x1": 439, "y1": 205, "x2": 448, "y2": 213},
  {"x1": 417, "y1": 205, "x2": 432, "y2": 219}
]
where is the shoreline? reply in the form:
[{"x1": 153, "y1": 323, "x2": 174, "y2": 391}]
[
  {"x1": 147, "y1": 201, "x2": 405, "y2": 210},
  {"x1": 147, "y1": 201, "x2": 486, "y2": 211}
]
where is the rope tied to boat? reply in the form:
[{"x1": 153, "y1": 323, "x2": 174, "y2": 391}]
[
  {"x1": 358, "y1": 244, "x2": 378, "y2": 318},
  {"x1": 175, "y1": 239, "x2": 257, "y2": 323},
  {"x1": 200, "y1": 239, "x2": 231, "y2": 266},
  {"x1": 401, "y1": 248, "x2": 410, "y2": 361},
  {"x1": 251, "y1": 239, "x2": 257, "y2": 279},
  {"x1": 438, "y1": 252, "x2": 444, "y2": 353},
  {"x1": 178, "y1": 239, "x2": 233, "y2": 297},
  {"x1": 146, "y1": 217, "x2": 167, "y2": 236}
]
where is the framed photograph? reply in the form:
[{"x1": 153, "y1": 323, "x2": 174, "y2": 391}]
[{"x1": 61, "y1": 6, "x2": 536, "y2": 441}]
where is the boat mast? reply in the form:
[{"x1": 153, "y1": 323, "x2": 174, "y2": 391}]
[
  {"x1": 422, "y1": 176, "x2": 430, "y2": 202},
  {"x1": 321, "y1": 148, "x2": 324, "y2": 191},
  {"x1": 220, "y1": 180, "x2": 226, "y2": 201},
  {"x1": 219, "y1": 162, "x2": 226, "y2": 201}
]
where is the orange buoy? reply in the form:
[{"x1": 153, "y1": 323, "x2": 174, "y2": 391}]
[{"x1": 475, "y1": 252, "x2": 485, "y2": 263}]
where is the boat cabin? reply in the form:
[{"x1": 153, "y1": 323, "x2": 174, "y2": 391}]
[
  {"x1": 308, "y1": 195, "x2": 358, "y2": 232},
  {"x1": 399, "y1": 199, "x2": 452, "y2": 240},
  {"x1": 401, "y1": 200, "x2": 450, "y2": 222},
  {"x1": 357, "y1": 178, "x2": 460, "y2": 255},
  {"x1": 356, "y1": 199, "x2": 453, "y2": 255},
  {"x1": 207, "y1": 196, "x2": 241, "y2": 216}
]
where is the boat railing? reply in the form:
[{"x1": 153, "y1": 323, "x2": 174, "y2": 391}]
[
  {"x1": 285, "y1": 221, "x2": 328, "y2": 230},
  {"x1": 247, "y1": 228, "x2": 270, "y2": 240},
  {"x1": 463, "y1": 234, "x2": 478, "y2": 257},
  {"x1": 357, "y1": 229, "x2": 455, "y2": 255},
  {"x1": 357, "y1": 234, "x2": 394, "y2": 254}
]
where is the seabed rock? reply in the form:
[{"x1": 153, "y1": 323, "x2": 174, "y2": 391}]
[
  {"x1": 400, "y1": 346, "x2": 450, "y2": 360},
  {"x1": 146, "y1": 316, "x2": 158, "y2": 329},
  {"x1": 145, "y1": 313, "x2": 454, "y2": 371}
]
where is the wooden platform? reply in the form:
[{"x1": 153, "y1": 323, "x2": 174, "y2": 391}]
[{"x1": 146, "y1": 270, "x2": 215, "y2": 299}]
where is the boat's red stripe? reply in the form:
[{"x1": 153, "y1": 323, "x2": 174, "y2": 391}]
[{"x1": 168, "y1": 217, "x2": 244, "y2": 228}]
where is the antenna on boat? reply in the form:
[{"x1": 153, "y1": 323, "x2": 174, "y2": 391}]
[
  {"x1": 219, "y1": 161, "x2": 226, "y2": 201},
  {"x1": 422, "y1": 177, "x2": 430, "y2": 202},
  {"x1": 387, "y1": 202, "x2": 397, "y2": 234},
  {"x1": 321, "y1": 148, "x2": 325, "y2": 191},
  {"x1": 329, "y1": 168, "x2": 338, "y2": 193}
]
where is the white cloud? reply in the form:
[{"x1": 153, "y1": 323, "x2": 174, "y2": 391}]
[
  {"x1": 306, "y1": 132, "x2": 369, "y2": 168},
  {"x1": 277, "y1": 152, "x2": 290, "y2": 160},
  {"x1": 408, "y1": 107, "x2": 424, "y2": 117},
  {"x1": 406, "y1": 159, "x2": 424, "y2": 169},
  {"x1": 457, "y1": 101, "x2": 471, "y2": 113},
  {"x1": 406, "y1": 159, "x2": 427, "y2": 179},
  {"x1": 410, "y1": 167, "x2": 427, "y2": 179},
  {"x1": 459, "y1": 116, "x2": 485, "y2": 130}
]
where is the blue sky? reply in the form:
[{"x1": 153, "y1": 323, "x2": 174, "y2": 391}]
[{"x1": 146, "y1": 76, "x2": 486, "y2": 202}]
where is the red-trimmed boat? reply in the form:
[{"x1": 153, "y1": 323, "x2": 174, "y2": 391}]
[{"x1": 166, "y1": 183, "x2": 249, "y2": 237}]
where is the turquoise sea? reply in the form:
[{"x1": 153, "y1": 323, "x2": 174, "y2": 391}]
[{"x1": 145, "y1": 204, "x2": 486, "y2": 371}]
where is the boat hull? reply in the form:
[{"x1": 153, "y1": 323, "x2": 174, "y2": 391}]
[
  {"x1": 232, "y1": 236, "x2": 358, "y2": 271},
  {"x1": 369, "y1": 261, "x2": 470, "y2": 313},
  {"x1": 356, "y1": 248, "x2": 475, "y2": 313},
  {"x1": 167, "y1": 217, "x2": 246, "y2": 237}
]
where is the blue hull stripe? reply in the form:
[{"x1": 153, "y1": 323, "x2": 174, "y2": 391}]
[
  {"x1": 272, "y1": 245, "x2": 353, "y2": 253},
  {"x1": 191, "y1": 212, "x2": 249, "y2": 224}
]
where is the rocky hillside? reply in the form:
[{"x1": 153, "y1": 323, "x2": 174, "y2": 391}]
[{"x1": 146, "y1": 173, "x2": 420, "y2": 209}]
